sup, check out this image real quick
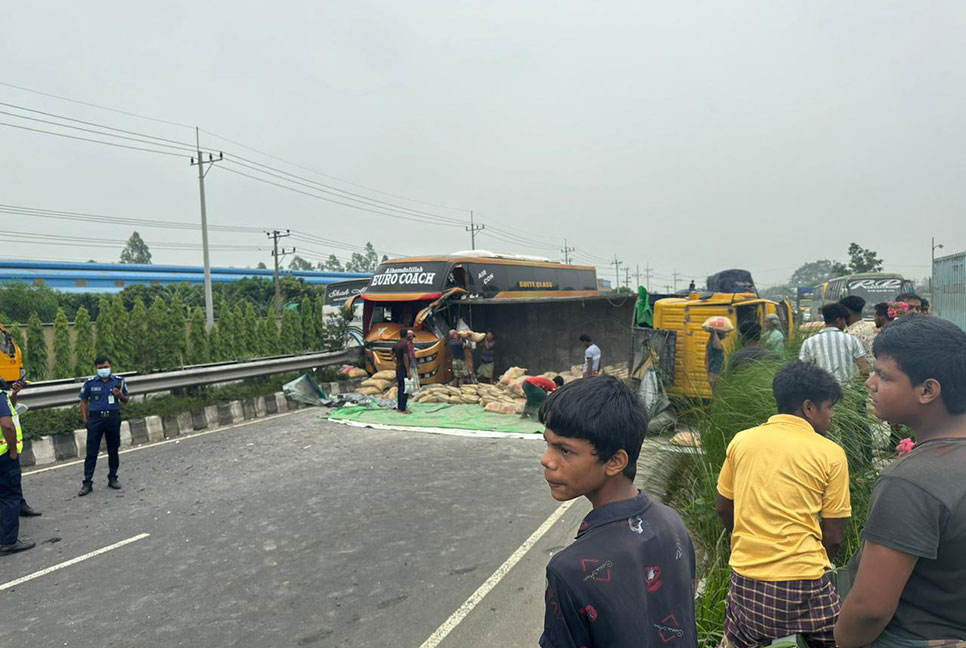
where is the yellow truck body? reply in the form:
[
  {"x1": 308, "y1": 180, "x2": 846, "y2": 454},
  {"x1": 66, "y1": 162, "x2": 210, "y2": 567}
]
[{"x1": 653, "y1": 292, "x2": 794, "y2": 399}]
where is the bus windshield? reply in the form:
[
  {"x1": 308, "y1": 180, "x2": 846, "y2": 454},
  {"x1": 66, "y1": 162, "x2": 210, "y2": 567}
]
[{"x1": 846, "y1": 277, "x2": 914, "y2": 318}]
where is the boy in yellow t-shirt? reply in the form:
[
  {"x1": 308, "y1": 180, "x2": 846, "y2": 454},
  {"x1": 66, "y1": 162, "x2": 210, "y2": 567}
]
[{"x1": 716, "y1": 361, "x2": 852, "y2": 648}]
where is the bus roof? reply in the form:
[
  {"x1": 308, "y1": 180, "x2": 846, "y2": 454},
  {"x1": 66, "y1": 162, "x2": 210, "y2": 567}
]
[{"x1": 381, "y1": 254, "x2": 594, "y2": 271}]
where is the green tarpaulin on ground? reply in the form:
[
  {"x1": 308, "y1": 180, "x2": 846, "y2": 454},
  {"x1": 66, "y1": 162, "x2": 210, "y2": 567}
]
[{"x1": 328, "y1": 402, "x2": 544, "y2": 435}]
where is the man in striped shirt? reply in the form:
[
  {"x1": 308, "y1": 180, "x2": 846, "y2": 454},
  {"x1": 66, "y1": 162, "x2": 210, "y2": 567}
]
[{"x1": 800, "y1": 303, "x2": 869, "y2": 384}]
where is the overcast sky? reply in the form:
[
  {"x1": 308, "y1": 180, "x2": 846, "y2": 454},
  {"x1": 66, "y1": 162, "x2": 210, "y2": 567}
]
[{"x1": 2, "y1": 1, "x2": 963, "y2": 289}]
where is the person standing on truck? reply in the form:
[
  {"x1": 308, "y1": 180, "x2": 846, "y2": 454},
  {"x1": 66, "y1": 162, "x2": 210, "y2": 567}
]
[
  {"x1": 78, "y1": 356, "x2": 129, "y2": 497},
  {"x1": 393, "y1": 330, "x2": 414, "y2": 415},
  {"x1": 476, "y1": 331, "x2": 496, "y2": 384},
  {"x1": 579, "y1": 334, "x2": 601, "y2": 377},
  {"x1": 448, "y1": 330, "x2": 473, "y2": 386}
]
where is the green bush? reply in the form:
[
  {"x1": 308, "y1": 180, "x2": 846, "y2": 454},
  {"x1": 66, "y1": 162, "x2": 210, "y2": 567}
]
[{"x1": 188, "y1": 306, "x2": 209, "y2": 365}]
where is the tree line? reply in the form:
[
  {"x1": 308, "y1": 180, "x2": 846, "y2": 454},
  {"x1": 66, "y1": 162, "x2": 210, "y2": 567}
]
[{"x1": 13, "y1": 293, "x2": 348, "y2": 381}]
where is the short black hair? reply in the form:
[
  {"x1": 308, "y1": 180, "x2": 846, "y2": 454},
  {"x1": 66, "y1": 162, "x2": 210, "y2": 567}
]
[
  {"x1": 873, "y1": 315, "x2": 966, "y2": 414},
  {"x1": 839, "y1": 295, "x2": 865, "y2": 315},
  {"x1": 552, "y1": 375, "x2": 565, "y2": 387},
  {"x1": 738, "y1": 321, "x2": 761, "y2": 342},
  {"x1": 874, "y1": 302, "x2": 891, "y2": 318},
  {"x1": 821, "y1": 303, "x2": 849, "y2": 325},
  {"x1": 578, "y1": 334, "x2": 592, "y2": 343},
  {"x1": 920, "y1": 297, "x2": 929, "y2": 310},
  {"x1": 895, "y1": 292, "x2": 921, "y2": 303},
  {"x1": 94, "y1": 355, "x2": 111, "y2": 366},
  {"x1": 772, "y1": 361, "x2": 843, "y2": 414},
  {"x1": 539, "y1": 375, "x2": 646, "y2": 480}
]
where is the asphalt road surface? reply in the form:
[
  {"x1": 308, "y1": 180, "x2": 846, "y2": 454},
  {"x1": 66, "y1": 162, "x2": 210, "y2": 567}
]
[{"x1": 6, "y1": 409, "x2": 594, "y2": 647}]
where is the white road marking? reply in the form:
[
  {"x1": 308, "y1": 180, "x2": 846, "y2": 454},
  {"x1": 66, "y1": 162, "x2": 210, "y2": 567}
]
[
  {"x1": 331, "y1": 418, "x2": 545, "y2": 440},
  {"x1": 0, "y1": 533, "x2": 150, "y2": 591},
  {"x1": 418, "y1": 499, "x2": 576, "y2": 648},
  {"x1": 23, "y1": 411, "x2": 299, "y2": 476}
]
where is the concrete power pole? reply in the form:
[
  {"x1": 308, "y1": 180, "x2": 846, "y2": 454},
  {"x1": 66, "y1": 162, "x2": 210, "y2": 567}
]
[
  {"x1": 561, "y1": 239, "x2": 575, "y2": 265},
  {"x1": 610, "y1": 256, "x2": 622, "y2": 292},
  {"x1": 267, "y1": 229, "x2": 293, "y2": 319},
  {"x1": 189, "y1": 128, "x2": 223, "y2": 330},
  {"x1": 466, "y1": 210, "x2": 484, "y2": 250},
  {"x1": 625, "y1": 267, "x2": 631, "y2": 290},
  {"x1": 673, "y1": 269, "x2": 681, "y2": 292},
  {"x1": 931, "y1": 236, "x2": 944, "y2": 297}
]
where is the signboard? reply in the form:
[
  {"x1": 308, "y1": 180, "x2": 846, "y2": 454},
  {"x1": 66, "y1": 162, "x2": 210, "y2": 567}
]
[
  {"x1": 365, "y1": 262, "x2": 448, "y2": 294},
  {"x1": 323, "y1": 279, "x2": 370, "y2": 306},
  {"x1": 847, "y1": 278, "x2": 903, "y2": 297}
]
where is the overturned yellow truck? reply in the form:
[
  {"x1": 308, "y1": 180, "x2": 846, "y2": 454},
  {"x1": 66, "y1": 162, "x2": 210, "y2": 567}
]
[{"x1": 631, "y1": 270, "x2": 794, "y2": 400}]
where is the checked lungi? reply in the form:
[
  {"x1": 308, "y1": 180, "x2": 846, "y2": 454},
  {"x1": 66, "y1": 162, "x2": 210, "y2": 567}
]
[{"x1": 722, "y1": 571, "x2": 841, "y2": 648}]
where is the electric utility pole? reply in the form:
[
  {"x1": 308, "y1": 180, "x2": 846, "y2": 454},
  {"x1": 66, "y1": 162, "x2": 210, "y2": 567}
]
[
  {"x1": 931, "y1": 236, "x2": 944, "y2": 297},
  {"x1": 644, "y1": 264, "x2": 652, "y2": 289},
  {"x1": 673, "y1": 269, "x2": 681, "y2": 292},
  {"x1": 561, "y1": 238, "x2": 575, "y2": 265},
  {"x1": 611, "y1": 256, "x2": 622, "y2": 292},
  {"x1": 625, "y1": 267, "x2": 631, "y2": 290},
  {"x1": 466, "y1": 210, "x2": 484, "y2": 250},
  {"x1": 266, "y1": 229, "x2": 293, "y2": 319},
  {"x1": 635, "y1": 265, "x2": 640, "y2": 289},
  {"x1": 189, "y1": 127, "x2": 223, "y2": 330}
]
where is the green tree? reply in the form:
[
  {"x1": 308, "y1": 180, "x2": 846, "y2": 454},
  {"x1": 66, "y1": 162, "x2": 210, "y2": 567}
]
[
  {"x1": 52, "y1": 308, "x2": 73, "y2": 379},
  {"x1": 7, "y1": 321, "x2": 24, "y2": 356},
  {"x1": 301, "y1": 298, "x2": 317, "y2": 350},
  {"x1": 345, "y1": 242, "x2": 380, "y2": 273},
  {"x1": 73, "y1": 306, "x2": 96, "y2": 377},
  {"x1": 280, "y1": 307, "x2": 302, "y2": 354},
  {"x1": 788, "y1": 259, "x2": 849, "y2": 287},
  {"x1": 321, "y1": 255, "x2": 343, "y2": 272},
  {"x1": 188, "y1": 306, "x2": 210, "y2": 365},
  {"x1": 216, "y1": 299, "x2": 236, "y2": 361},
  {"x1": 209, "y1": 323, "x2": 226, "y2": 362},
  {"x1": 0, "y1": 283, "x2": 60, "y2": 322},
  {"x1": 147, "y1": 297, "x2": 175, "y2": 370},
  {"x1": 230, "y1": 304, "x2": 247, "y2": 360},
  {"x1": 110, "y1": 294, "x2": 133, "y2": 369},
  {"x1": 119, "y1": 230, "x2": 152, "y2": 264},
  {"x1": 94, "y1": 296, "x2": 117, "y2": 364},
  {"x1": 129, "y1": 297, "x2": 151, "y2": 372},
  {"x1": 168, "y1": 293, "x2": 187, "y2": 367},
  {"x1": 25, "y1": 312, "x2": 48, "y2": 380},
  {"x1": 256, "y1": 317, "x2": 276, "y2": 356},
  {"x1": 241, "y1": 303, "x2": 259, "y2": 358},
  {"x1": 847, "y1": 243, "x2": 884, "y2": 273},
  {"x1": 288, "y1": 255, "x2": 315, "y2": 271}
]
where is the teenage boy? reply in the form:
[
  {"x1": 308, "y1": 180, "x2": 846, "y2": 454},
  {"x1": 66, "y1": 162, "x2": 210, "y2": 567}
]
[
  {"x1": 835, "y1": 316, "x2": 966, "y2": 648},
  {"x1": 539, "y1": 376, "x2": 697, "y2": 648},
  {"x1": 716, "y1": 361, "x2": 851, "y2": 648}
]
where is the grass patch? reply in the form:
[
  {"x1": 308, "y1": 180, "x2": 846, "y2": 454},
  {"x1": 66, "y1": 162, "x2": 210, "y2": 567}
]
[{"x1": 673, "y1": 339, "x2": 883, "y2": 647}]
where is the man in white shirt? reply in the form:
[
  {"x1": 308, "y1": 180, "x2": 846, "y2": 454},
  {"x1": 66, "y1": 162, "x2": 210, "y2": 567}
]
[
  {"x1": 579, "y1": 334, "x2": 601, "y2": 377},
  {"x1": 800, "y1": 303, "x2": 869, "y2": 384},
  {"x1": 840, "y1": 296, "x2": 876, "y2": 367}
]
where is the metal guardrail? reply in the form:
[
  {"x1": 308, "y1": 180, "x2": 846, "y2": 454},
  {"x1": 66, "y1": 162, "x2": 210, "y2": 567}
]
[{"x1": 19, "y1": 348, "x2": 361, "y2": 410}]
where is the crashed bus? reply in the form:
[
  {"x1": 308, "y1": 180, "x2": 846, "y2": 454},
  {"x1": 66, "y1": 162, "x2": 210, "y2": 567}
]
[{"x1": 346, "y1": 252, "x2": 632, "y2": 384}]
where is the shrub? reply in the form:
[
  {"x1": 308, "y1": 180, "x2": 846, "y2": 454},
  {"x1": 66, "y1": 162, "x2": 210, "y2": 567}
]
[{"x1": 188, "y1": 306, "x2": 209, "y2": 365}]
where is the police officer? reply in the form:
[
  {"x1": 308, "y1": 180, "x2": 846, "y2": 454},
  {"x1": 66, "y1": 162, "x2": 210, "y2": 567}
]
[
  {"x1": 78, "y1": 355, "x2": 129, "y2": 497},
  {"x1": 1, "y1": 379, "x2": 34, "y2": 554}
]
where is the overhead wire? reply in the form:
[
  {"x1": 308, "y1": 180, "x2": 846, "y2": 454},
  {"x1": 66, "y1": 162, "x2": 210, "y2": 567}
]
[{"x1": 0, "y1": 121, "x2": 188, "y2": 158}]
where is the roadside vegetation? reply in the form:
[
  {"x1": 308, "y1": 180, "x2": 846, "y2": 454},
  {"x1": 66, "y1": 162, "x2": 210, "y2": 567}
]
[{"x1": 661, "y1": 335, "x2": 884, "y2": 647}]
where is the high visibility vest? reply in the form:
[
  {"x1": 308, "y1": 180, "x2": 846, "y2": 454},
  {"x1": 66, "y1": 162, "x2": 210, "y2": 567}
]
[{"x1": 0, "y1": 392, "x2": 23, "y2": 455}]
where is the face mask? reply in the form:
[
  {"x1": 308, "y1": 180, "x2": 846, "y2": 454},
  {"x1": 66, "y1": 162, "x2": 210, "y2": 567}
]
[{"x1": 96, "y1": 368, "x2": 112, "y2": 378}]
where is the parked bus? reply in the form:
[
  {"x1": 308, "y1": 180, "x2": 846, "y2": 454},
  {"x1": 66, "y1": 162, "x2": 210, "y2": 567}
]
[
  {"x1": 810, "y1": 273, "x2": 915, "y2": 320},
  {"x1": 347, "y1": 252, "x2": 601, "y2": 383}
]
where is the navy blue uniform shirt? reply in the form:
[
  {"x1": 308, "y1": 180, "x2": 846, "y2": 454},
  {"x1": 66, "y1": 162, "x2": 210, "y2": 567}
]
[
  {"x1": 79, "y1": 375, "x2": 128, "y2": 412},
  {"x1": 0, "y1": 391, "x2": 12, "y2": 418},
  {"x1": 541, "y1": 492, "x2": 697, "y2": 648}
]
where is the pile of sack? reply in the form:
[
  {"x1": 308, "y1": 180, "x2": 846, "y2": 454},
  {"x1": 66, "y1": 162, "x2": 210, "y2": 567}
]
[
  {"x1": 349, "y1": 362, "x2": 630, "y2": 417},
  {"x1": 339, "y1": 365, "x2": 369, "y2": 379}
]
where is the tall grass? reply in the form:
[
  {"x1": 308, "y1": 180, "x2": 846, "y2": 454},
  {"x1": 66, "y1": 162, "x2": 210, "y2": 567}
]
[{"x1": 667, "y1": 334, "x2": 882, "y2": 647}]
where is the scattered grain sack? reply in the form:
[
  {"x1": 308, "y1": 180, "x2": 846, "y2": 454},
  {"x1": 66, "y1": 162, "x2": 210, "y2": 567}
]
[
  {"x1": 356, "y1": 386, "x2": 382, "y2": 395},
  {"x1": 348, "y1": 367, "x2": 368, "y2": 379},
  {"x1": 371, "y1": 370, "x2": 396, "y2": 381},
  {"x1": 361, "y1": 378, "x2": 392, "y2": 390}
]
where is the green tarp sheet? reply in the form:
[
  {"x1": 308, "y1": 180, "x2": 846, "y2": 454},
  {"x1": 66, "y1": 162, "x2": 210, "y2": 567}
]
[{"x1": 328, "y1": 402, "x2": 544, "y2": 435}]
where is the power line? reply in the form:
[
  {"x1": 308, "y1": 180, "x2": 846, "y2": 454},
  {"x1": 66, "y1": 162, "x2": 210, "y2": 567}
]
[
  {"x1": 0, "y1": 203, "x2": 264, "y2": 233},
  {"x1": 0, "y1": 80, "x2": 195, "y2": 129},
  {"x1": 217, "y1": 164, "x2": 465, "y2": 227},
  {"x1": 0, "y1": 120, "x2": 188, "y2": 158}
]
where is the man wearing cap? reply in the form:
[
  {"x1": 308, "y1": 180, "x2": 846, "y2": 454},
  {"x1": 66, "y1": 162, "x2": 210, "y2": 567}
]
[{"x1": 761, "y1": 314, "x2": 785, "y2": 353}]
